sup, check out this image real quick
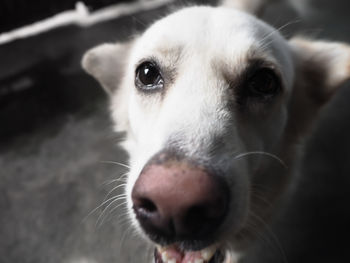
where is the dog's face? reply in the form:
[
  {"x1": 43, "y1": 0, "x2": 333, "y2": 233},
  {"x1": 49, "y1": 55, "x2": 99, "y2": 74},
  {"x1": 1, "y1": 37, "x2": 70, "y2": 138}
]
[{"x1": 83, "y1": 5, "x2": 350, "y2": 263}]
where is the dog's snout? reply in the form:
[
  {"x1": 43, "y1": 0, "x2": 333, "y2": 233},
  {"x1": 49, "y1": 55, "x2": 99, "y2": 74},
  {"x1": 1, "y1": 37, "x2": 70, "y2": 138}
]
[{"x1": 132, "y1": 157, "x2": 229, "y2": 243}]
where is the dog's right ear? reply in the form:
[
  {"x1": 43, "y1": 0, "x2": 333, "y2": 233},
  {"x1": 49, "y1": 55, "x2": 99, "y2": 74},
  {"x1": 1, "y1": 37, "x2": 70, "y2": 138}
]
[{"x1": 82, "y1": 41, "x2": 133, "y2": 96}]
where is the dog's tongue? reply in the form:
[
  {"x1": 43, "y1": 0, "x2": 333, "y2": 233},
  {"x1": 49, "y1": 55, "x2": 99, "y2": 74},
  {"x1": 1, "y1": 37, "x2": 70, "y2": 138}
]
[
  {"x1": 160, "y1": 246, "x2": 183, "y2": 263},
  {"x1": 164, "y1": 247, "x2": 200, "y2": 263},
  {"x1": 158, "y1": 245, "x2": 217, "y2": 263}
]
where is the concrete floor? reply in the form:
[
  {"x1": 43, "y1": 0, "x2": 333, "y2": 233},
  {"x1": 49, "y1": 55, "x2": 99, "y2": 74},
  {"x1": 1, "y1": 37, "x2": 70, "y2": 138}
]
[{"x1": 1, "y1": 1, "x2": 350, "y2": 263}]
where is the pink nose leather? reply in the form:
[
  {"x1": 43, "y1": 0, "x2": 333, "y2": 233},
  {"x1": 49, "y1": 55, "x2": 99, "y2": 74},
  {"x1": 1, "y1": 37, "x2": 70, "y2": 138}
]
[{"x1": 132, "y1": 156, "x2": 229, "y2": 240}]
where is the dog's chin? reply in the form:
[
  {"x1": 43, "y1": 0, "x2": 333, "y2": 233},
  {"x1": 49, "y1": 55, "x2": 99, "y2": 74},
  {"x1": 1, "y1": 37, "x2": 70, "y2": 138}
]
[{"x1": 153, "y1": 243, "x2": 225, "y2": 263}]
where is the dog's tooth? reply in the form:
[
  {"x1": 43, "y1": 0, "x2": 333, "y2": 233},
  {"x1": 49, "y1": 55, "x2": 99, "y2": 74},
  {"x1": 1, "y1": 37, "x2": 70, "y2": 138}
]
[
  {"x1": 161, "y1": 251, "x2": 168, "y2": 262},
  {"x1": 194, "y1": 259, "x2": 204, "y2": 263},
  {"x1": 200, "y1": 245, "x2": 217, "y2": 261},
  {"x1": 162, "y1": 253, "x2": 177, "y2": 263}
]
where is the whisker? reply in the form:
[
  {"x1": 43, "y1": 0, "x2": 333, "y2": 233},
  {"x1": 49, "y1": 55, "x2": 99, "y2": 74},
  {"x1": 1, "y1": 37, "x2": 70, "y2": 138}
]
[
  {"x1": 103, "y1": 184, "x2": 127, "y2": 201},
  {"x1": 251, "y1": 191, "x2": 274, "y2": 208},
  {"x1": 234, "y1": 151, "x2": 288, "y2": 169},
  {"x1": 249, "y1": 211, "x2": 289, "y2": 263},
  {"x1": 100, "y1": 172, "x2": 129, "y2": 186},
  {"x1": 96, "y1": 196, "x2": 127, "y2": 227},
  {"x1": 83, "y1": 195, "x2": 125, "y2": 223},
  {"x1": 258, "y1": 19, "x2": 302, "y2": 52},
  {"x1": 131, "y1": 15, "x2": 148, "y2": 27},
  {"x1": 100, "y1": 160, "x2": 130, "y2": 169},
  {"x1": 108, "y1": 200, "x2": 129, "y2": 216},
  {"x1": 98, "y1": 201, "x2": 129, "y2": 227},
  {"x1": 119, "y1": 225, "x2": 135, "y2": 255},
  {"x1": 260, "y1": 19, "x2": 301, "y2": 44},
  {"x1": 251, "y1": 183, "x2": 276, "y2": 193},
  {"x1": 246, "y1": 221, "x2": 279, "y2": 260},
  {"x1": 116, "y1": 213, "x2": 132, "y2": 227}
]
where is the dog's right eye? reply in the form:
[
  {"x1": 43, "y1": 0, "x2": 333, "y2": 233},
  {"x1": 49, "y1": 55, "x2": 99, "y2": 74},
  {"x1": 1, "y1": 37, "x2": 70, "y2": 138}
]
[{"x1": 135, "y1": 61, "x2": 164, "y2": 91}]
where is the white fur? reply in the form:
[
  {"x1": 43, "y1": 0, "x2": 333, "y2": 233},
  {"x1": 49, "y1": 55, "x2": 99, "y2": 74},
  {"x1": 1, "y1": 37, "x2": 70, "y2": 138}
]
[{"x1": 82, "y1": 1, "x2": 350, "y2": 262}]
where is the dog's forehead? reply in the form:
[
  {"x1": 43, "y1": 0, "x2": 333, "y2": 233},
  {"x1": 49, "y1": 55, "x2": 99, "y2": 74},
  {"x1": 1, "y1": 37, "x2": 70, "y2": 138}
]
[
  {"x1": 143, "y1": 7, "x2": 258, "y2": 48},
  {"x1": 131, "y1": 6, "x2": 294, "y2": 88},
  {"x1": 134, "y1": 7, "x2": 284, "y2": 59}
]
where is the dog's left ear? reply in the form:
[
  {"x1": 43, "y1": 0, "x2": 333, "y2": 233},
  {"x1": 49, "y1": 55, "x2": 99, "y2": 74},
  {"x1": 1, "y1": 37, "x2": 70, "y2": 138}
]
[
  {"x1": 82, "y1": 41, "x2": 133, "y2": 96},
  {"x1": 288, "y1": 37, "x2": 350, "y2": 133},
  {"x1": 290, "y1": 38, "x2": 350, "y2": 103}
]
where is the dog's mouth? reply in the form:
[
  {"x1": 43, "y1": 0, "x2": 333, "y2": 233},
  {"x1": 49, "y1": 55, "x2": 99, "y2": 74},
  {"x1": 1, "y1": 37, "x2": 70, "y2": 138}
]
[{"x1": 154, "y1": 244, "x2": 225, "y2": 263}]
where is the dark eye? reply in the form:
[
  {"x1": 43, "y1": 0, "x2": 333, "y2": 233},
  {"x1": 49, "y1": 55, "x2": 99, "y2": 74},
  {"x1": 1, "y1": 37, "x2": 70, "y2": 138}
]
[
  {"x1": 135, "y1": 61, "x2": 164, "y2": 91},
  {"x1": 247, "y1": 69, "x2": 280, "y2": 98}
]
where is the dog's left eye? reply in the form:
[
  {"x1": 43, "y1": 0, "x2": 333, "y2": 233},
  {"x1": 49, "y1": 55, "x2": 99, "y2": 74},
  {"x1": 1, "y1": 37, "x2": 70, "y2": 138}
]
[
  {"x1": 247, "y1": 69, "x2": 280, "y2": 98},
  {"x1": 135, "y1": 61, "x2": 164, "y2": 91}
]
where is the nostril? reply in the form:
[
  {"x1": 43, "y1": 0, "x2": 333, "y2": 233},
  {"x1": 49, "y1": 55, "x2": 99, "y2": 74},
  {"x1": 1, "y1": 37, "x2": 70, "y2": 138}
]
[
  {"x1": 186, "y1": 205, "x2": 208, "y2": 222},
  {"x1": 182, "y1": 202, "x2": 226, "y2": 236},
  {"x1": 139, "y1": 198, "x2": 157, "y2": 213},
  {"x1": 133, "y1": 196, "x2": 175, "y2": 239},
  {"x1": 182, "y1": 205, "x2": 208, "y2": 231},
  {"x1": 133, "y1": 197, "x2": 158, "y2": 217}
]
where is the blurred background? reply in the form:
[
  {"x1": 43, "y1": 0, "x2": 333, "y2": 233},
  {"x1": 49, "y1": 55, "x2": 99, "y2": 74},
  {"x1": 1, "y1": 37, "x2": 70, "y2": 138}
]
[{"x1": 1, "y1": 0, "x2": 350, "y2": 262}]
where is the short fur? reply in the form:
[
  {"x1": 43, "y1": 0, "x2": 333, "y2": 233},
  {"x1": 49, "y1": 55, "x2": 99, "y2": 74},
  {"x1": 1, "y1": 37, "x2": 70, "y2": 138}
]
[{"x1": 82, "y1": 0, "x2": 350, "y2": 262}]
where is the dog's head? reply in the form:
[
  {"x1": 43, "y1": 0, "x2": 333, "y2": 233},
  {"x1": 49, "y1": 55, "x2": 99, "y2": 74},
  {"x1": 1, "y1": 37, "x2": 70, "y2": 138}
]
[{"x1": 83, "y1": 3, "x2": 350, "y2": 263}]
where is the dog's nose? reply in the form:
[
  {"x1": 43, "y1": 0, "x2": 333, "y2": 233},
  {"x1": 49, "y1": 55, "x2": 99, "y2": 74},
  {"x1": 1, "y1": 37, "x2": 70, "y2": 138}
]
[{"x1": 131, "y1": 155, "x2": 229, "y2": 242}]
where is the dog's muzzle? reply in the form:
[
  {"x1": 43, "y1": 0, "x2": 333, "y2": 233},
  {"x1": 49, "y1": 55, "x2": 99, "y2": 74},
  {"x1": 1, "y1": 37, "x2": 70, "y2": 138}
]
[{"x1": 131, "y1": 151, "x2": 229, "y2": 263}]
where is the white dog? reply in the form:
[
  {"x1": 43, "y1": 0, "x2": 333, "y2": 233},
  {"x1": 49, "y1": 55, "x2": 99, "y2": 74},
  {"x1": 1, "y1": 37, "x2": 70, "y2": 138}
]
[{"x1": 82, "y1": 0, "x2": 350, "y2": 262}]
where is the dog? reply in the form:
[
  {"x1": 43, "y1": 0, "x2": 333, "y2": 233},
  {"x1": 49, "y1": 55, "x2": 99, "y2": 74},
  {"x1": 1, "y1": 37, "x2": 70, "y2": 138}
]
[{"x1": 82, "y1": 0, "x2": 350, "y2": 262}]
